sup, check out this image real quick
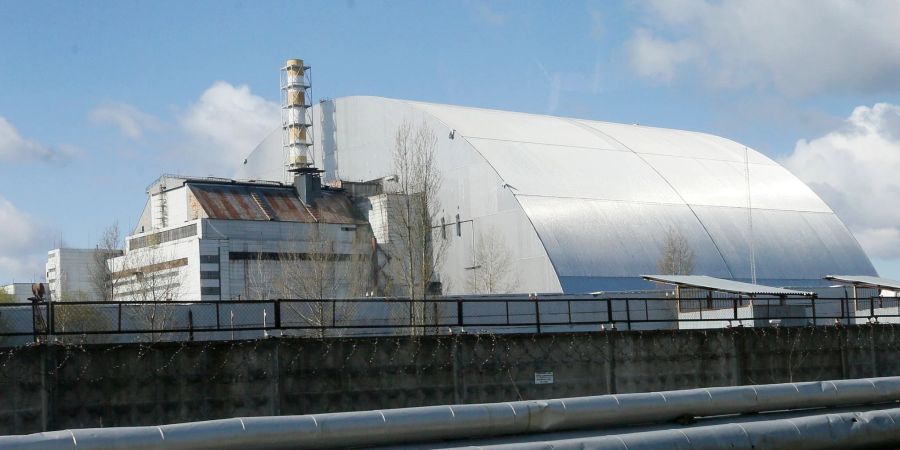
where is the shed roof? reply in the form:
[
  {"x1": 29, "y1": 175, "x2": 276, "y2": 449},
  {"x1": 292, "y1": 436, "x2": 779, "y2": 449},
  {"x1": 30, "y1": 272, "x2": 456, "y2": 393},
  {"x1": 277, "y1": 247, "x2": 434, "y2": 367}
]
[
  {"x1": 641, "y1": 275, "x2": 815, "y2": 297},
  {"x1": 824, "y1": 275, "x2": 900, "y2": 292}
]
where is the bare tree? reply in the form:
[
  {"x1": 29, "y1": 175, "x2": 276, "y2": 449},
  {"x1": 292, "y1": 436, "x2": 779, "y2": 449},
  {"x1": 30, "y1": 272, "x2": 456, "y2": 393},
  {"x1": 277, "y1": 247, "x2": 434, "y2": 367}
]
[
  {"x1": 387, "y1": 121, "x2": 447, "y2": 332},
  {"x1": 89, "y1": 223, "x2": 123, "y2": 302},
  {"x1": 111, "y1": 249, "x2": 186, "y2": 341},
  {"x1": 272, "y1": 224, "x2": 372, "y2": 337},
  {"x1": 244, "y1": 252, "x2": 278, "y2": 300},
  {"x1": 657, "y1": 227, "x2": 695, "y2": 275},
  {"x1": 469, "y1": 226, "x2": 515, "y2": 294}
]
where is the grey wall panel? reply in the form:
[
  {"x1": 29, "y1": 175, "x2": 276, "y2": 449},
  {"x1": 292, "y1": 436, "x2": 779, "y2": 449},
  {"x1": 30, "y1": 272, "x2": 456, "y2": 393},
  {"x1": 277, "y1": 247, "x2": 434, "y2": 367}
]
[
  {"x1": 518, "y1": 196, "x2": 733, "y2": 279},
  {"x1": 692, "y1": 207, "x2": 876, "y2": 280}
]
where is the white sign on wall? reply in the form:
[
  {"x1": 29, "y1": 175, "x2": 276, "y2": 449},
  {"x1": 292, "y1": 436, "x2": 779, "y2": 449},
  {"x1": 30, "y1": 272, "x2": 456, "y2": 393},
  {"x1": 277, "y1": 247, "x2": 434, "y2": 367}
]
[{"x1": 534, "y1": 371, "x2": 554, "y2": 385}]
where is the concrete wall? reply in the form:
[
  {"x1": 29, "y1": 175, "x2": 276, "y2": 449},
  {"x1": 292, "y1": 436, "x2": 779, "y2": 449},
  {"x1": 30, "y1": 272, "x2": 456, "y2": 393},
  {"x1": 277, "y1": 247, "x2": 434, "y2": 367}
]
[{"x1": 2, "y1": 325, "x2": 900, "y2": 435}]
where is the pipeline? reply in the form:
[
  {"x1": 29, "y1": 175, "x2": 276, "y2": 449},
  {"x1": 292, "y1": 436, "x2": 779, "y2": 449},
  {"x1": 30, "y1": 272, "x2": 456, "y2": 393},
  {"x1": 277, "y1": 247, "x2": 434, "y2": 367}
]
[
  {"x1": 440, "y1": 406, "x2": 900, "y2": 449},
  {"x1": 3, "y1": 376, "x2": 900, "y2": 449}
]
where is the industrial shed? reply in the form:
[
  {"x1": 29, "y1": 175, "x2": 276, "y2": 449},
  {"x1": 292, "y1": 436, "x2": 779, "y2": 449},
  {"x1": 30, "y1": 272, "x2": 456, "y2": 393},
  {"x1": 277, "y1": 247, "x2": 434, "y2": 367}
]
[{"x1": 237, "y1": 96, "x2": 876, "y2": 294}]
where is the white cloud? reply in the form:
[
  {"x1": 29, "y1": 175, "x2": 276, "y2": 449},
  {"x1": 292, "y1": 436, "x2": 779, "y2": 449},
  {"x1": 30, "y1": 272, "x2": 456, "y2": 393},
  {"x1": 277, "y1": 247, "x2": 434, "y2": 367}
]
[
  {"x1": 0, "y1": 116, "x2": 74, "y2": 163},
  {"x1": 0, "y1": 196, "x2": 48, "y2": 282},
  {"x1": 178, "y1": 81, "x2": 279, "y2": 175},
  {"x1": 626, "y1": 0, "x2": 900, "y2": 96},
  {"x1": 783, "y1": 103, "x2": 900, "y2": 259},
  {"x1": 626, "y1": 28, "x2": 696, "y2": 82},
  {"x1": 89, "y1": 101, "x2": 161, "y2": 140}
]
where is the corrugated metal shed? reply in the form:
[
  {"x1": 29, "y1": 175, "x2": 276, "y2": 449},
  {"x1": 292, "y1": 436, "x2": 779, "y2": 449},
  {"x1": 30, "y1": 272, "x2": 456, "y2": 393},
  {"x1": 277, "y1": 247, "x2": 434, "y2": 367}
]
[
  {"x1": 824, "y1": 275, "x2": 900, "y2": 291},
  {"x1": 642, "y1": 275, "x2": 815, "y2": 296},
  {"x1": 188, "y1": 182, "x2": 364, "y2": 224}
]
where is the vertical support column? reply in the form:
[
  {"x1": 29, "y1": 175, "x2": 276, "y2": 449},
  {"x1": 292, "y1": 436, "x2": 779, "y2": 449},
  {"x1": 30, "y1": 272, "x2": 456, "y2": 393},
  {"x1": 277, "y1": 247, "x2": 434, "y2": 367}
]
[
  {"x1": 870, "y1": 325, "x2": 879, "y2": 378},
  {"x1": 605, "y1": 331, "x2": 617, "y2": 394},
  {"x1": 271, "y1": 339, "x2": 281, "y2": 417},
  {"x1": 452, "y1": 336, "x2": 462, "y2": 404}
]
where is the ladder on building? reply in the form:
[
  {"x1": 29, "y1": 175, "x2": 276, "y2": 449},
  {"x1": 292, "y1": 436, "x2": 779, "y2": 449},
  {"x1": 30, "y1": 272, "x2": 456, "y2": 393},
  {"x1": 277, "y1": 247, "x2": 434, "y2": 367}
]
[
  {"x1": 250, "y1": 191, "x2": 276, "y2": 221},
  {"x1": 156, "y1": 180, "x2": 168, "y2": 228}
]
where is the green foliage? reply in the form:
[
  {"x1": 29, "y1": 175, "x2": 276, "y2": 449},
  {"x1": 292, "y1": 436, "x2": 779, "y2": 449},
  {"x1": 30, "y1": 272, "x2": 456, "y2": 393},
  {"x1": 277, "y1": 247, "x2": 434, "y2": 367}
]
[{"x1": 0, "y1": 290, "x2": 14, "y2": 303}]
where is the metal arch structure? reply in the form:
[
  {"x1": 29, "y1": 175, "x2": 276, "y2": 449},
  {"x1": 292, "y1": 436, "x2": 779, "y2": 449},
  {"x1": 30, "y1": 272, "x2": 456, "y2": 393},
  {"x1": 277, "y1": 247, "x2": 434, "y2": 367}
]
[{"x1": 237, "y1": 96, "x2": 876, "y2": 294}]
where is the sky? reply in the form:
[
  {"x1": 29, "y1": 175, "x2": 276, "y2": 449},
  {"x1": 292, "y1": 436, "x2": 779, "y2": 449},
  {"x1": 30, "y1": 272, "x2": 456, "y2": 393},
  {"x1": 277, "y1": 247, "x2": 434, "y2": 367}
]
[{"x1": 3, "y1": 0, "x2": 900, "y2": 283}]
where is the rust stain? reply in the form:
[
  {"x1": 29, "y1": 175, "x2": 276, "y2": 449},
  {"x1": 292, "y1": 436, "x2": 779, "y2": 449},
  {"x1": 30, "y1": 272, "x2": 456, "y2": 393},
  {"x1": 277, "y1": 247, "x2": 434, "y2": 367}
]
[{"x1": 187, "y1": 183, "x2": 365, "y2": 224}]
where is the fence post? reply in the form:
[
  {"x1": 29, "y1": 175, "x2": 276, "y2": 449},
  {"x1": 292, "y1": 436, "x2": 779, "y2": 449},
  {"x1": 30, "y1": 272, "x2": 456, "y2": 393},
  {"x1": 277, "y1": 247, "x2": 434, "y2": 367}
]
[
  {"x1": 48, "y1": 302, "x2": 54, "y2": 337},
  {"x1": 30, "y1": 303, "x2": 36, "y2": 343},
  {"x1": 117, "y1": 302, "x2": 122, "y2": 333},
  {"x1": 533, "y1": 295, "x2": 542, "y2": 334},
  {"x1": 457, "y1": 300, "x2": 463, "y2": 328},
  {"x1": 606, "y1": 298, "x2": 612, "y2": 325},
  {"x1": 625, "y1": 298, "x2": 631, "y2": 331},
  {"x1": 733, "y1": 298, "x2": 738, "y2": 321},
  {"x1": 188, "y1": 310, "x2": 194, "y2": 342},
  {"x1": 505, "y1": 301, "x2": 510, "y2": 326},
  {"x1": 332, "y1": 300, "x2": 337, "y2": 328},
  {"x1": 215, "y1": 302, "x2": 221, "y2": 331}
]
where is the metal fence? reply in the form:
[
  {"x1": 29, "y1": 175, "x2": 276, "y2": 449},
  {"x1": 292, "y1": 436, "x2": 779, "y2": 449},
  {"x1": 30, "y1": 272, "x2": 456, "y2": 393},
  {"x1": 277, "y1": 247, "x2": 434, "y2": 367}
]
[{"x1": 1, "y1": 296, "x2": 899, "y2": 346}]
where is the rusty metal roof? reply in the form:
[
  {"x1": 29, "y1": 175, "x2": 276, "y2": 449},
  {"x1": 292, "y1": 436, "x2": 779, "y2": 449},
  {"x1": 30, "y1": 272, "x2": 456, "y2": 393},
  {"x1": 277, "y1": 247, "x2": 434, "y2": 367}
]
[{"x1": 187, "y1": 183, "x2": 364, "y2": 224}]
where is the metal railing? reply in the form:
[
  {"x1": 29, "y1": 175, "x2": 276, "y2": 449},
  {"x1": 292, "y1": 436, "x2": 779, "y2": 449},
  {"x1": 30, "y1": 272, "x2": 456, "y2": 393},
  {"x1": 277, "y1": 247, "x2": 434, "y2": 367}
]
[{"x1": 1, "y1": 296, "x2": 899, "y2": 345}]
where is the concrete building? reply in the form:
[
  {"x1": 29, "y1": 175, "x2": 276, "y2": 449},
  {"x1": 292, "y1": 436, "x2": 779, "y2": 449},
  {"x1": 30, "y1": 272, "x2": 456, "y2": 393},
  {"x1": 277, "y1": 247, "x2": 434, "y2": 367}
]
[
  {"x1": 45, "y1": 248, "x2": 117, "y2": 301},
  {"x1": 238, "y1": 96, "x2": 877, "y2": 293},
  {"x1": 106, "y1": 174, "x2": 372, "y2": 301}
]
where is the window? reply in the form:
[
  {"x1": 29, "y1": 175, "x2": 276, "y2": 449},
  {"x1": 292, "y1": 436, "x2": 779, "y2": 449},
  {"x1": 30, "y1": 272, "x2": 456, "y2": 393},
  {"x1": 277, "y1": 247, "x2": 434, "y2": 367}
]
[
  {"x1": 200, "y1": 254, "x2": 219, "y2": 264},
  {"x1": 201, "y1": 287, "x2": 220, "y2": 295},
  {"x1": 200, "y1": 271, "x2": 220, "y2": 279},
  {"x1": 129, "y1": 223, "x2": 197, "y2": 250},
  {"x1": 229, "y1": 251, "x2": 350, "y2": 261}
]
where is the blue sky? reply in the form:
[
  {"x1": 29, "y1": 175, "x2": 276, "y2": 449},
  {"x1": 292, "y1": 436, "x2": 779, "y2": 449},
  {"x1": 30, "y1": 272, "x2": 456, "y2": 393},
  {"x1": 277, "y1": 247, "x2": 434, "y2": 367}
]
[{"x1": 3, "y1": 0, "x2": 900, "y2": 282}]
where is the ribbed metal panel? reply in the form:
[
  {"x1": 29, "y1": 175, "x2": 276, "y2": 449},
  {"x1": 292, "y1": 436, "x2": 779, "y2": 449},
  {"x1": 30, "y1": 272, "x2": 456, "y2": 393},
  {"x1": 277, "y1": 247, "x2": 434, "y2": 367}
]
[{"x1": 235, "y1": 96, "x2": 877, "y2": 293}]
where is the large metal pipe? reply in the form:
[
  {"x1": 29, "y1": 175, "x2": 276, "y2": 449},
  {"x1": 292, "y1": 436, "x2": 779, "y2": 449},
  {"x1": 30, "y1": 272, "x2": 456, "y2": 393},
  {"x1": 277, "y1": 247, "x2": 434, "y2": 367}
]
[
  {"x1": 438, "y1": 406, "x2": 900, "y2": 449},
  {"x1": 4, "y1": 377, "x2": 900, "y2": 450}
]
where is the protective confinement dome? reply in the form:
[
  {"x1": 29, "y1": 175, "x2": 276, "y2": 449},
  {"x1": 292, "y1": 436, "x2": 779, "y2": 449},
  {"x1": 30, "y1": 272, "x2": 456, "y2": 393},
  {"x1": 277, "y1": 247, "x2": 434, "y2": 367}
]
[{"x1": 237, "y1": 96, "x2": 876, "y2": 293}]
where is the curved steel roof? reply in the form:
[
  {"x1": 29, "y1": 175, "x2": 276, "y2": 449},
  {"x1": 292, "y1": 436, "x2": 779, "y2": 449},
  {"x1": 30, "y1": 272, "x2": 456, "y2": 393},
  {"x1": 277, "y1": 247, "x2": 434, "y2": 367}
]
[
  {"x1": 238, "y1": 96, "x2": 876, "y2": 291},
  {"x1": 407, "y1": 99, "x2": 875, "y2": 287}
]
